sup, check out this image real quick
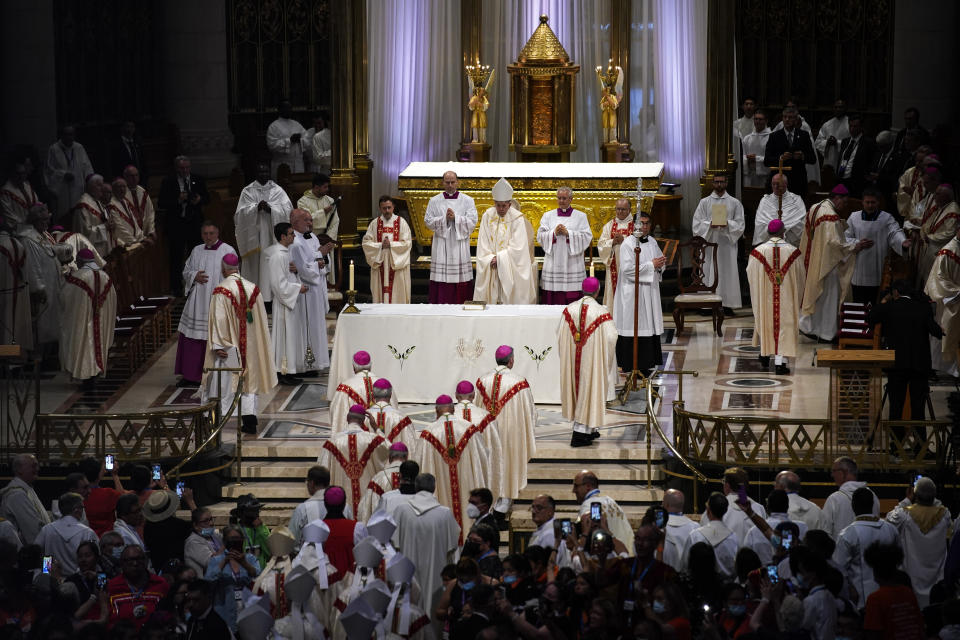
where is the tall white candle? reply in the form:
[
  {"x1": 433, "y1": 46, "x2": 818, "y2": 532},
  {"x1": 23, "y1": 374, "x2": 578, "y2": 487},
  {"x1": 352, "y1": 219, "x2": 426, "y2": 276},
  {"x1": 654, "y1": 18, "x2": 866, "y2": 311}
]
[
  {"x1": 589, "y1": 261, "x2": 595, "y2": 278},
  {"x1": 349, "y1": 260, "x2": 355, "y2": 291}
]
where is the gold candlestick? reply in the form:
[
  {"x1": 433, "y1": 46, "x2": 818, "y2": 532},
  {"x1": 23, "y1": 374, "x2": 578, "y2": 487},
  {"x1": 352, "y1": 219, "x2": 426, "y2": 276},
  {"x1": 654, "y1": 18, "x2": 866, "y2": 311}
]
[{"x1": 342, "y1": 289, "x2": 360, "y2": 314}]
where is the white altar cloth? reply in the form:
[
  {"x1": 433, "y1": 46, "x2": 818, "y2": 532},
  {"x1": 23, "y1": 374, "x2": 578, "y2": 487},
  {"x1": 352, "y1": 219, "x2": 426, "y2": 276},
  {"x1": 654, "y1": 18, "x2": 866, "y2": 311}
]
[
  {"x1": 398, "y1": 161, "x2": 664, "y2": 181},
  {"x1": 328, "y1": 304, "x2": 618, "y2": 404}
]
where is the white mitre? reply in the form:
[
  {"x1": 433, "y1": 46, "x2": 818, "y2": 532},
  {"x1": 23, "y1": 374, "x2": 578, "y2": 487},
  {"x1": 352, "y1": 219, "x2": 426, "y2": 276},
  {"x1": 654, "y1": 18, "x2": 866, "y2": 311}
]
[{"x1": 492, "y1": 178, "x2": 513, "y2": 202}]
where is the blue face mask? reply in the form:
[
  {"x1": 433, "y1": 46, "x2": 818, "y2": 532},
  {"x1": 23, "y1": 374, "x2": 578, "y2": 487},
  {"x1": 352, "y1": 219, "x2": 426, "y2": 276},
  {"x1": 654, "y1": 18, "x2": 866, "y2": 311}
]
[
  {"x1": 728, "y1": 604, "x2": 747, "y2": 617},
  {"x1": 459, "y1": 580, "x2": 476, "y2": 592},
  {"x1": 652, "y1": 600, "x2": 666, "y2": 614},
  {"x1": 503, "y1": 575, "x2": 518, "y2": 585},
  {"x1": 200, "y1": 527, "x2": 215, "y2": 538}
]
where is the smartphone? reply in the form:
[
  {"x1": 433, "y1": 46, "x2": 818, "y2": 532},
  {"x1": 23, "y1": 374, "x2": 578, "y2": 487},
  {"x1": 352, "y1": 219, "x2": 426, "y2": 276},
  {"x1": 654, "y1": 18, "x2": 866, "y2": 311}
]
[
  {"x1": 104, "y1": 454, "x2": 114, "y2": 471},
  {"x1": 42, "y1": 556, "x2": 52, "y2": 574},
  {"x1": 702, "y1": 603, "x2": 711, "y2": 613},
  {"x1": 653, "y1": 507, "x2": 666, "y2": 529},
  {"x1": 914, "y1": 474, "x2": 923, "y2": 485},
  {"x1": 590, "y1": 502, "x2": 602, "y2": 523},
  {"x1": 176, "y1": 481, "x2": 185, "y2": 498},
  {"x1": 782, "y1": 531, "x2": 793, "y2": 550},
  {"x1": 559, "y1": 518, "x2": 573, "y2": 538},
  {"x1": 96, "y1": 572, "x2": 108, "y2": 590},
  {"x1": 737, "y1": 484, "x2": 748, "y2": 506},
  {"x1": 151, "y1": 464, "x2": 162, "y2": 481},
  {"x1": 766, "y1": 564, "x2": 779, "y2": 584}
]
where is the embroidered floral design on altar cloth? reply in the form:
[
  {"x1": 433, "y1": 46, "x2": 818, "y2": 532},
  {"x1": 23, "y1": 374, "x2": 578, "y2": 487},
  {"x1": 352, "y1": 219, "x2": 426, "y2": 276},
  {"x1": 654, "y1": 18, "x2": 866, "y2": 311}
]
[
  {"x1": 455, "y1": 338, "x2": 485, "y2": 363},
  {"x1": 386, "y1": 345, "x2": 416, "y2": 370},
  {"x1": 523, "y1": 345, "x2": 552, "y2": 370}
]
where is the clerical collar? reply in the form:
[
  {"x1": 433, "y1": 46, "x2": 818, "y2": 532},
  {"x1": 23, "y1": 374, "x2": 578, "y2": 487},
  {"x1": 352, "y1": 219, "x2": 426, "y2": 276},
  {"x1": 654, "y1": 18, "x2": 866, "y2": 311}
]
[
  {"x1": 301, "y1": 231, "x2": 313, "y2": 239},
  {"x1": 638, "y1": 235, "x2": 649, "y2": 244},
  {"x1": 443, "y1": 191, "x2": 459, "y2": 199},
  {"x1": 861, "y1": 210, "x2": 880, "y2": 222},
  {"x1": 557, "y1": 208, "x2": 573, "y2": 217},
  {"x1": 204, "y1": 240, "x2": 223, "y2": 250}
]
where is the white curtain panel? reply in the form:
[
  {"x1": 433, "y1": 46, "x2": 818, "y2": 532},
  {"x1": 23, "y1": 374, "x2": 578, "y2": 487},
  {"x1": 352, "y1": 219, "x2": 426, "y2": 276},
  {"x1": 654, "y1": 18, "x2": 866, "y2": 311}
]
[
  {"x1": 367, "y1": 0, "x2": 462, "y2": 201},
  {"x1": 629, "y1": 0, "x2": 658, "y2": 163}
]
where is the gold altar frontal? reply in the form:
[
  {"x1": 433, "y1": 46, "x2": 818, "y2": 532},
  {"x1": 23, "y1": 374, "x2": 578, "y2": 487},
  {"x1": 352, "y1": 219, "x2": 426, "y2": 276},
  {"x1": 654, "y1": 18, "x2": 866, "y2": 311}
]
[{"x1": 397, "y1": 161, "x2": 663, "y2": 247}]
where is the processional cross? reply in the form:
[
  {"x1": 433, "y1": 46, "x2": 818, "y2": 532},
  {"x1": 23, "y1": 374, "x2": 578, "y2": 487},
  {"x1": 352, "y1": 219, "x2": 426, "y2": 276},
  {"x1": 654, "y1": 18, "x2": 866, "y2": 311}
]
[{"x1": 771, "y1": 155, "x2": 792, "y2": 220}]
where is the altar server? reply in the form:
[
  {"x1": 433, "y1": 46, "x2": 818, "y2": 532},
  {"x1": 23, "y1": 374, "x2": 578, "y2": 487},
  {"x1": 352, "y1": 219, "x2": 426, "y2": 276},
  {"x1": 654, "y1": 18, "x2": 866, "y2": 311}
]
[
  {"x1": 596, "y1": 198, "x2": 634, "y2": 309},
  {"x1": 844, "y1": 188, "x2": 910, "y2": 304},
  {"x1": 267, "y1": 222, "x2": 309, "y2": 385},
  {"x1": 317, "y1": 407, "x2": 389, "y2": 515},
  {"x1": 233, "y1": 162, "x2": 293, "y2": 295},
  {"x1": 290, "y1": 209, "x2": 331, "y2": 374},
  {"x1": 453, "y1": 380, "x2": 505, "y2": 504},
  {"x1": 692, "y1": 173, "x2": 744, "y2": 313},
  {"x1": 613, "y1": 213, "x2": 666, "y2": 373},
  {"x1": 799, "y1": 185, "x2": 856, "y2": 342},
  {"x1": 747, "y1": 220, "x2": 805, "y2": 375},
  {"x1": 44, "y1": 126, "x2": 94, "y2": 221},
  {"x1": 475, "y1": 346, "x2": 536, "y2": 510},
  {"x1": 71, "y1": 174, "x2": 113, "y2": 258},
  {"x1": 266, "y1": 99, "x2": 306, "y2": 176},
  {"x1": 60, "y1": 249, "x2": 116, "y2": 384},
  {"x1": 362, "y1": 196, "x2": 412, "y2": 304},
  {"x1": 753, "y1": 173, "x2": 807, "y2": 247},
  {"x1": 424, "y1": 171, "x2": 477, "y2": 304},
  {"x1": 367, "y1": 378, "x2": 416, "y2": 447},
  {"x1": 537, "y1": 187, "x2": 593, "y2": 305},
  {"x1": 175, "y1": 222, "x2": 237, "y2": 386},
  {"x1": 558, "y1": 277, "x2": 617, "y2": 447},
  {"x1": 328, "y1": 350, "x2": 398, "y2": 431},
  {"x1": 202, "y1": 253, "x2": 278, "y2": 435},
  {"x1": 474, "y1": 178, "x2": 537, "y2": 304},
  {"x1": 924, "y1": 229, "x2": 960, "y2": 377},
  {"x1": 415, "y1": 395, "x2": 487, "y2": 543}
]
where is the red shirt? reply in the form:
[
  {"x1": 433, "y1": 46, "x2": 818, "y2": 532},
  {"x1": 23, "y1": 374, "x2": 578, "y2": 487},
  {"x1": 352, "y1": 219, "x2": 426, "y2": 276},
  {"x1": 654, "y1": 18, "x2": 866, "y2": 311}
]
[
  {"x1": 106, "y1": 573, "x2": 169, "y2": 630},
  {"x1": 324, "y1": 518, "x2": 358, "y2": 575},
  {"x1": 85, "y1": 487, "x2": 123, "y2": 537},
  {"x1": 863, "y1": 584, "x2": 924, "y2": 640}
]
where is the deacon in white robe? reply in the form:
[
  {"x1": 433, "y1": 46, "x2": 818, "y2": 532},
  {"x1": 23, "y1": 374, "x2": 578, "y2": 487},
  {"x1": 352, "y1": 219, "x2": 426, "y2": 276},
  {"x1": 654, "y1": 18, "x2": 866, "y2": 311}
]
[
  {"x1": 290, "y1": 209, "x2": 332, "y2": 372},
  {"x1": 60, "y1": 251, "x2": 116, "y2": 382},
  {"x1": 473, "y1": 178, "x2": 537, "y2": 304},
  {"x1": 317, "y1": 426, "x2": 389, "y2": 517},
  {"x1": 122, "y1": 165, "x2": 156, "y2": 238},
  {"x1": 741, "y1": 113, "x2": 772, "y2": 188},
  {"x1": 537, "y1": 187, "x2": 593, "y2": 305},
  {"x1": 17, "y1": 206, "x2": 68, "y2": 346},
  {"x1": 574, "y1": 472, "x2": 634, "y2": 555},
  {"x1": 475, "y1": 346, "x2": 537, "y2": 505},
  {"x1": 362, "y1": 197, "x2": 412, "y2": 304},
  {"x1": 799, "y1": 187, "x2": 857, "y2": 341},
  {"x1": 297, "y1": 174, "x2": 339, "y2": 285},
  {"x1": 613, "y1": 216, "x2": 666, "y2": 373},
  {"x1": 107, "y1": 178, "x2": 143, "y2": 248},
  {"x1": 596, "y1": 199, "x2": 634, "y2": 309},
  {"x1": 558, "y1": 277, "x2": 618, "y2": 447},
  {"x1": 424, "y1": 171, "x2": 477, "y2": 304},
  {"x1": 924, "y1": 234, "x2": 960, "y2": 376},
  {"x1": 815, "y1": 103, "x2": 850, "y2": 170},
  {"x1": 234, "y1": 163, "x2": 293, "y2": 296},
  {"x1": 453, "y1": 381, "x2": 505, "y2": 504},
  {"x1": 328, "y1": 351, "x2": 399, "y2": 429},
  {"x1": 682, "y1": 501, "x2": 739, "y2": 577},
  {"x1": 753, "y1": 174, "x2": 807, "y2": 246},
  {"x1": 71, "y1": 175, "x2": 114, "y2": 258},
  {"x1": 175, "y1": 223, "x2": 237, "y2": 385},
  {"x1": 266, "y1": 222, "x2": 309, "y2": 382},
  {"x1": 266, "y1": 101, "x2": 307, "y2": 176},
  {"x1": 1, "y1": 156, "x2": 39, "y2": 227},
  {"x1": 844, "y1": 190, "x2": 909, "y2": 303},
  {"x1": 44, "y1": 127, "x2": 94, "y2": 220},
  {"x1": 414, "y1": 397, "x2": 487, "y2": 544},
  {"x1": 747, "y1": 220, "x2": 805, "y2": 372},
  {"x1": 691, "y1": 174, "x2": 744, "y2": 310},
  {"x1": 0, "y1": 227, "x2": 33, "y2": 350},
  {"x1": 201, "y1": 254, "x2": 278, "y2": 434}
]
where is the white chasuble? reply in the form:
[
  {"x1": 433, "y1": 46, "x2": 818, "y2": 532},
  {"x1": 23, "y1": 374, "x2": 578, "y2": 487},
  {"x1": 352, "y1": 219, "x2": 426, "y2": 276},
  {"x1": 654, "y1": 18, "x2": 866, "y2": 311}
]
[
  {"x1": 453, "y1": 401, "x2": 505, "y2": 501},
  {"x1": 473, "y1": 207, "x2": 537, "y2": 304},
  {"x1": 613, "y1": 236, "x2": 664, "y2": 337},
  {"x1": 316, "y1": 428, "x2": 389, "y2": 516},
  {"x1": 692, "y1": 192, "x2": 745, "y2": 308},
  {"x1": 328, "y1": 371, "x2": 399, "y2": 433},
  {"x1": 233, "y1": 180, "x2": 293, "y2": 297},
  {"x1": 886, "y1": 503, "x2": 952, "y2": 608},
  {"x1": 844, "y1": 211, "x2": 906, "y2": 287},
  {"x1": 362, "y1": 215, "x2": 412, "y2": 304},
  {"x1": 266, "y1": 117, "x2": 307, "y2": 175},
  {"x1": 924, "y1": 238, "x2": 960, "y2": 369},
  {"x1": 267, "y1": 244, "x2": 308, "y2": 374},
  {"x1": 49, "y1": 229, "x2": 103, "y2": 273},
  {"x1": 577, "y1": 492, "x2": 634, "y2": 555},
  {"x1": 747, "y1": 239, "x2": 805, "y2": 358},
  {"x1": 475, "y1": 367, "x2": 536, "y2": 500},
  {"x1": 537, "y1": 209, "x2": 593, "y2": 292},
  {"x1": 0, "y1": 180, "x2": 38, "y2": 227},
  {"x1": 107, "y1": 196, "x2": 143, "y2": 248},
  {"x1": 59, "y1": 266, "x2": 116, "y2": 379},
  {"x1": 424, "y1": 191, "x2": 477, "y2": 283},
  {"x1": 753, "y1": 191, "x2": 806, "y2": 247},
  {"x1": 178, "y1": 241, "x2": 237, "y2": 340},
  {"x1": 557, "y1": 296, "x2": 618, "y2": 429},
  {"x1": 415, "y1": 415, "x2": 487, "y2": 544},
  {"x1": 597, "y1": 216, "x2": 634, "y2": 309},
  {"x1": 291, "y1": 231, "x2": 330, "y2": 370},
  {"x1": 799, "y1": 199, "x2": 856, "y2": 340},
  {"x1": 897, "y1": 166, "x2": 925, "y2": 222},
  {"x1": 368, "y1": 402, "x2": 416, "y2": 450},
  {"x1": 356, "y1": 460, "x2": 403, "y2": 523}
]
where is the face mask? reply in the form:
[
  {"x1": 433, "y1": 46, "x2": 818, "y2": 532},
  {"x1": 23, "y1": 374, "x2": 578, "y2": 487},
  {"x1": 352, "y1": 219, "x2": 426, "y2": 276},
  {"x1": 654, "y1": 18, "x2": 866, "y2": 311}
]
[
  {"x1": 466, "y1": 504, "x2": 481, "y2": 520},
  {"x1": 459, "y1": 580, "x2": 475, "y2": 592},
  {"x1": 111, "y1": 547, "x2": 122, "y2": 560},
  {"x1": 461, "y1": 541, "x2": 481, "y2": 558},
  {"x1": 201, "y1": 528, "x2": 215, "y2": 538},
  {"x1": 503, "y1": 575, "x2": 518, "y2": 585},
  {"x1": 652, "y1": 600, "x2": 666, "y2": 614},
  {"x1": 727, "y1": 604, "x2": 747, "y2": 617}
]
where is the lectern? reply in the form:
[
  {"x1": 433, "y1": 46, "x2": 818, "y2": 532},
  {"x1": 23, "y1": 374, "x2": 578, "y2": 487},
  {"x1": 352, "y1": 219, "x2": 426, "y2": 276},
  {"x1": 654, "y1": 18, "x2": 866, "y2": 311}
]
[{"x1": 815, "y1": 349, "x2": 895, "y2": 449}]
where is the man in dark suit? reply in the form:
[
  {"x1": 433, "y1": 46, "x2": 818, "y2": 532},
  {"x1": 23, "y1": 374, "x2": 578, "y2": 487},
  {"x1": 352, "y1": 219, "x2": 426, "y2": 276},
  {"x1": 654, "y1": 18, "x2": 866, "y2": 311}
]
[
  {"x1": 836, "y1": 114, "x2": 877, "y2": 198},
  {"x1": 111, "y1": 120, "x2": 147, "y2": 182},
  {"x1": 763, "y1": 106, "x2": 816, "y2": 200},
  {"x1": 868, "y1": 280, "x2": 942, "y2": 447},
  {"x1": 158, "y1": 155, "x2": 210, "y2": 294},
  {"x1": 184, "y1": 579, "x2": 232, "y2": 640}
]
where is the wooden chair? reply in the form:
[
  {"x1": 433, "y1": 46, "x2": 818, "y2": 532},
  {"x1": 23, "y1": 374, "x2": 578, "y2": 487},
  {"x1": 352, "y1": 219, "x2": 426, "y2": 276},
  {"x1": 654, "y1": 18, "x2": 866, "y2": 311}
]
[{"x1": 673, "y1": 236, "x2": 724, "y2": 336}]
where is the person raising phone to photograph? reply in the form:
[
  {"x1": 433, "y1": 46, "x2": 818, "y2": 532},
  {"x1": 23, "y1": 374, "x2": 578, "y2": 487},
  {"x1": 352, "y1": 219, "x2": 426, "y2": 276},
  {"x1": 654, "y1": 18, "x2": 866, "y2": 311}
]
[{"x1": 63, "y1": 540, "x2": 110, "y2": 628}]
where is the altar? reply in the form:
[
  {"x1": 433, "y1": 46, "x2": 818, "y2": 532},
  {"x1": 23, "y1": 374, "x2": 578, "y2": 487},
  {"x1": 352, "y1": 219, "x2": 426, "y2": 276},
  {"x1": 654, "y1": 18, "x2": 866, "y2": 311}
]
[
  {"x1": 397, "y1": 161, "x2": 664, "y2": 247},
  {"x1": 328, "y1": 303, "x2": 618, "y2": 404}
]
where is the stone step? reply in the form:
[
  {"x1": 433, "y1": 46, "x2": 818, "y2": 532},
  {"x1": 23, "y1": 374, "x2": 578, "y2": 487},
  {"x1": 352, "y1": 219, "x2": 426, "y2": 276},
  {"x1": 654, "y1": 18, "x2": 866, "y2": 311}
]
[
  {"x1": 515, "y1": 483, "x2": 662, "y2": 505},
  {"x1": 242, "y1": 441, "x2": 323, "y2": 459},
  {"x1": 242, "y1": 460, "x2": 316, "y2": 479},
  {"x1": 525, "y1": 462, "x2": 661, "y2": 482},
  {"x1": 224, "y1": 482, "x2": 310, "y2": 501},
  {"x1": 529, "y1": 445, "x2": 659, "y2": 462}
]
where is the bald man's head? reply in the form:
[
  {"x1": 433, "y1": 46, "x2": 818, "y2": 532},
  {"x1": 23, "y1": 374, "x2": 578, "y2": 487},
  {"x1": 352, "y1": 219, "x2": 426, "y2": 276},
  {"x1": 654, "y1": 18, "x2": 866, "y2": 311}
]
[
  {"x1": 291, "y1": 208, "x2": 312, "y2": 233},
  {"x1": 775, "y1": 470, "x2": 801, "y2": 492},
  {"x1": 662, "y1": 489, "x2": 685, "y2": 513}
]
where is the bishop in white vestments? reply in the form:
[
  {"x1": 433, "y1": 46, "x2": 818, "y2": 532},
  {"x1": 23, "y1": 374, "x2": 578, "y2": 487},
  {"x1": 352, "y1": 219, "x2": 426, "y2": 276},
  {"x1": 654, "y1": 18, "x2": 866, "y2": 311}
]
[
  {"x1": 912, "y1": 184, "x2": 959, "y2": 286},
  {"x1": 362, "y1": 197, "x2": 412, "y2": 304},
  {"x1": 356, "y1": 442, "x2": 408, "y2": 522},
  {"x1": 367, "y1": 379, "x2": 416, "y2": 447},
  {"x1": 613, "y1": 214, "x2": 666, "y2": 373},
  {"x1": 473, "y1": 178, "x2": 537, "y2": 304},
  {"x1": 328, "y1": 351, "x2": 399, "y2": 430},
  {"x1": 924, "y1": 233, "x2": 960, "y2": 377},
  {"x1": 122, "y1": 165, "x2": 156, "y2": 238},
  {"x1": 453, "y1": 380, "x2": 505, "y2": 503},
  {"x1": 266, "y1": 222, "x2": 309, "y2": 384},
  {"x1": 44, "y1": 127, "x2": 93, "y2": 220},
  {"x1": 233, "y1": 163, "x2": 294, "y2": 296},
  {"x1": 316, "y1": 415, "x2": 389, "y2": 516},
  {"x1": 107, "y1": 178, "x2": 143, "y2": 248},
  {"x1": 753, "y1": 174, "x2": 807, "y2": 247},
  {"x1": 844, "y1": 188, "x2": 909, "y2": 304},
  {"x1": 424, "y1": 171, "x2": 477, "y2": 304},
  {"x1": 537, "y1": 187, "x2": 593, "y2": 305},
  {"x1": 596, "y1": 198, "x2": 634, "y2": 309},
  {"x1": 266, "y1": 100, "x2": 306, "y2": 176},
  {"x1": 290, "y1": 209, "x2": 332, "y2": 373},
  {"x1": 691, "y1": 174, "x2": 744, "y2": 311},
  {"x1": 59, "y1": 249, "x2": 116, "y2": 384},
  {"x1": 175, "y1": 223, "x2": 237, "y2": 385}
]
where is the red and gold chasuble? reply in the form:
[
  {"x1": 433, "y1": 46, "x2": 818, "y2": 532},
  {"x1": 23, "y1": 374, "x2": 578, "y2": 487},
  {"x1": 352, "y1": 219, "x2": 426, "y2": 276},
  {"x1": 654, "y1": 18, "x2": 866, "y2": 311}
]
[
  {"x1": 211, "y1": 275, "x2": 261, "y2": 368},
  {"x1": 126, "y1": 188, "x2": 150, "y2": 229},
  {"x1": 607, "y1": 220, "x2": 634, "y2": 294},
  {"x1": 476, "y1": 370, "x2": 530, "y2": 418},
  {"x1": 419, "y1": 417, "x2": 483, "y2": 544},
  {"x1": 335, "y1": 372, "x2": 375, "y2": 408},
  {"x1": 561, "y1": 301, "x2": 613, "y2": 399},
  {"x1": 802, "y1": 202, "x2": 838, "y2": 272},
  {"x1": 749, "y1": 244, "x2": 801, "y2": 354},
  {"x1": 377, "y1": 216, "x2": 401, "y2": 303},
  {"x1": 63, "y1": 270, "x2": 114, "y2": 371},
  {"x1": 108, "y1": 200, "x2": 139, "y2": 234},
  {"x1": 321, "y1": 433, "x2": 387, "y2": 515},
  {"x1": 1, "y1": 183, "x2": 37, "y2": 210}
]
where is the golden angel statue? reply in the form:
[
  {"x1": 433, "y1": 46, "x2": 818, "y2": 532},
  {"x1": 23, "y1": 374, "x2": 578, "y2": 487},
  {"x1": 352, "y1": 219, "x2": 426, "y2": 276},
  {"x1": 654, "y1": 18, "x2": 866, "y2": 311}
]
[
  {"x1": 466, "y1": 65, "x2": 495, "y2": 144},
  {"x1": 596, "y1": 60, "x2": 624, "y2": 144}
]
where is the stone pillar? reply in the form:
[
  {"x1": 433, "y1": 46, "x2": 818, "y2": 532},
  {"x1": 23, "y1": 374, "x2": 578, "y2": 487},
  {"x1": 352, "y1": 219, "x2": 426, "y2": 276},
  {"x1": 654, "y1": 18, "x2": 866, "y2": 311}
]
[
  {"x1": 161, "y1": 0, "x2": 236, "y2": 178},
  {"x1": 0, "y1": 0, "x2": 57, "y2": 154},
  {"x1": 352, "y1": 0, "x2": 374, "y2": 238},
  {"x1": 702, "y1": 0, "x2": 736, "y2": 195},
  {"x1": 330, "y1": 0, "x2": 362, "y2": 247}
]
